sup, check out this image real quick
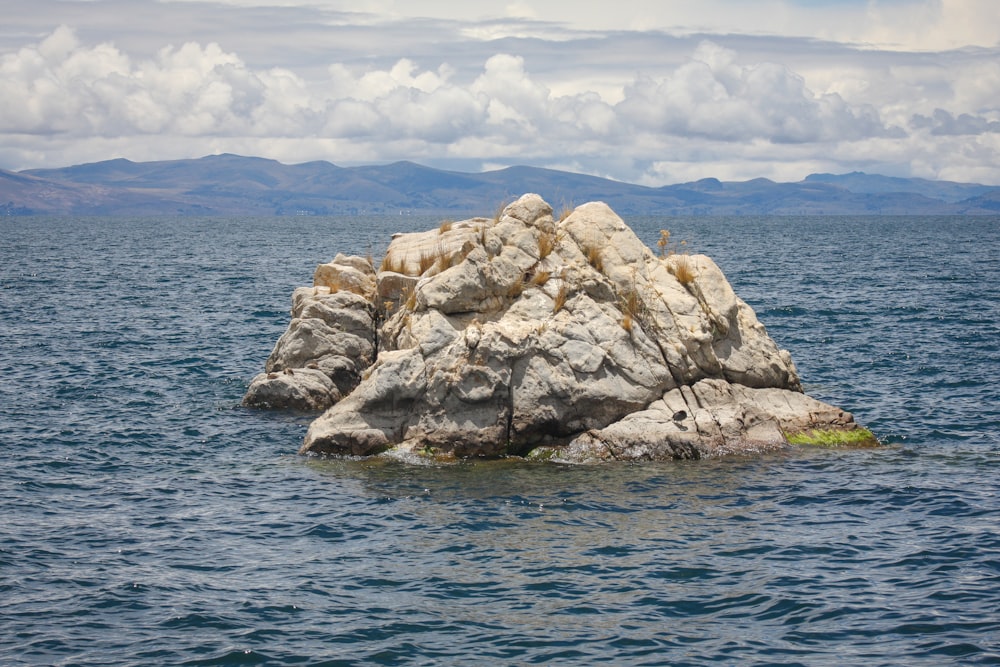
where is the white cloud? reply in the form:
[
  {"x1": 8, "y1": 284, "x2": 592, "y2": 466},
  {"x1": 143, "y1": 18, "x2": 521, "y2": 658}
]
[
  {"x1": 473, "y1": 54, "x2": 550, "y2": 128},
  {"x1": 0, "y1": 28, "x2": 270, "y2": 137},
  {"x1": 1, "y1": 5, "x2": 1000, "y2": 185},
  {"x1": 912, "y1": 109, "x2": 1000, "y2": 135},
  {"x1": 615, "y1": 41, "x2": 893, "y2": 144},
  {"x1": 861, "y1": 0, "x2": 1000, "y2": 51}
]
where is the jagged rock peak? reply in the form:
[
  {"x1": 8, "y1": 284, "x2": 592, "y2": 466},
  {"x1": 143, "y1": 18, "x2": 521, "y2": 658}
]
[{"x1": 244, "y1": 194, "x2": 874, "y2": 462}]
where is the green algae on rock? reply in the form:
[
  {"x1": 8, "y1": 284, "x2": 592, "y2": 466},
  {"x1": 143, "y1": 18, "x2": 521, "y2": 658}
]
[{"x1": 786, "y1": 427, "x2": 880, "y2": 448}]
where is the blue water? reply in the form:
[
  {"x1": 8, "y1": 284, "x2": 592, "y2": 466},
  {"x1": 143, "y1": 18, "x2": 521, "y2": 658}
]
[{"x1": 1, "y1": 214, "x2": 998, "y2": 666}]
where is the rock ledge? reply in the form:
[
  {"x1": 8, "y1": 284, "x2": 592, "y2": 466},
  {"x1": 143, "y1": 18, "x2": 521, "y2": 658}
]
[{"x1": 244, "y1": 194, "x2": 875, "y2": 462}]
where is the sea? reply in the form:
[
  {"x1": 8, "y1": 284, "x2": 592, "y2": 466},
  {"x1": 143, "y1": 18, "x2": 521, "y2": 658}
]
[{"x1": 1, "y1": 212, "x2": 998, "y2": 666}]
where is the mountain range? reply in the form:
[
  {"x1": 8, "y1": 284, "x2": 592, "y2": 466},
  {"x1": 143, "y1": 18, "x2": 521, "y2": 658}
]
[{"x1": 2, "y1": 154, "x2": 998, "y2": 216}]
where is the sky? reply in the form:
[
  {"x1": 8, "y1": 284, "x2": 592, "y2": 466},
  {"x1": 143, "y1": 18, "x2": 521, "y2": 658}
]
[{"x1": 2, "y1": 0, "x2": 999, "y2": 185}]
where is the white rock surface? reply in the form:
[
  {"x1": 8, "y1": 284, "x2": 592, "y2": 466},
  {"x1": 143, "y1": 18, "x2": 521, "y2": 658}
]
[
  {"x1": 243, "y1": 256, "x2": 376, "y2": 411},
  {"x1": 245, "y1": 194, "x2": 871, "y2": 461}
]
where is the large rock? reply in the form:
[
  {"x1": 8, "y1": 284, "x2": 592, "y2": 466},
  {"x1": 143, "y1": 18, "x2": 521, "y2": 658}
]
[
  {"x1": 245, "y1": 194, "x2": 875, "y2": 461},
  {"x1": 243, "y1": 255, "x2": 376, "y2": 411}
]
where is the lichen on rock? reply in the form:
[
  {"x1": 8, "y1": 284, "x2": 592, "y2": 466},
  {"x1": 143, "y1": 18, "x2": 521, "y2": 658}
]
[{"x1": 243, "y1": 194, "x2": 874, "y2": 462}]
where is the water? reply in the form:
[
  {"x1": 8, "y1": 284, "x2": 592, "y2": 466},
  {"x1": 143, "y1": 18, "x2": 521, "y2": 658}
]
[{"x1": 1, "y1": 213, "x2": 998, "y2": 666}]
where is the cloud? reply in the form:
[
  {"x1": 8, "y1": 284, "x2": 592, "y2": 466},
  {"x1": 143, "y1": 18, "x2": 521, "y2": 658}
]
[
  {"x1": 1, "y1": 18, "x2": 999, "y2": 185},
  {"x1": 911, "y1": 109, "x2": 1000, "y2": 135},
  {"x1": 860, "y1": 0, "x2": 1000, "y2": 51},
  {"x1": 323, "y1": 59, "x2": 490, "y2": 142},
  {"x1": 616, "y1": 41, "x2": 895, "y2": 144},
  {"x1": 0, "y1": 26, "x2": 269, "y2": 137}
]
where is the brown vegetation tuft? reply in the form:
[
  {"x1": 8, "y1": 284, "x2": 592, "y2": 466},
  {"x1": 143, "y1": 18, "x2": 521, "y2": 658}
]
[
  {"x1": 619, "y1": 285, "x2": 642, "y2": 318},
  {"x1": 585, "y1": 243, "x2": 603, "y2": 272},
  {"x1": 530, "y1": 270, "x2": 551, "y2": 286},
  {"x1": 536, "y1": 231, "x2": 556, "y2": 259},
  {"x1": 380, "y1": 252, "x2": 408, "y2": 275},
  {"x1": 434, "y1": 251, "x2": 455, "y2": 274},
  {"x1": 657, "y1": 229, "x2": 689, "y2": 257},
  {"x1": 552, "y1": 282, "x2": 569, "y2": 313},
  {"x1": 656, "y1": 229, "x2": 671, "y2": 258},
  {"x1": 492, "y1": 197, "x2": 512, "y2": 225},
  {"x1": 671, "y1": 254, "x2": 696, "y2": 285},
  {"x1": 417, "y1": 248, "x2": 438, "y2": 275}
]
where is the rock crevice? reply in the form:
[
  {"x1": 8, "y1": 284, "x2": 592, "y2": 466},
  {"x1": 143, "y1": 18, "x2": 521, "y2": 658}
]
[{"x1": 243, "y1": 194, "x2": 874, "y2": 462}]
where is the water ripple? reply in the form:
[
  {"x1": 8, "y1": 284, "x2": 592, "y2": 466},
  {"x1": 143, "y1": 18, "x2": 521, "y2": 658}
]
[{"x1": 1, "y1": 215, "x2": 999, "y2": 665}]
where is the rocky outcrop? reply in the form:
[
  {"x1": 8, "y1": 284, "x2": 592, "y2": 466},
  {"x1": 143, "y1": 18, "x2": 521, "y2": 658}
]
[
  {"x1": 244, "y1": 194, "x2": 875, "y2": 461},
  {"x1": 242, "y1": 255, "x2": 376, "y2": 411}
]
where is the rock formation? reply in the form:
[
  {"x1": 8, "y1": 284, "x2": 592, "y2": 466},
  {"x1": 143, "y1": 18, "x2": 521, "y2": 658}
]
[{"x1": 244, "y1": 194, "x2": 874, "y2": 462}]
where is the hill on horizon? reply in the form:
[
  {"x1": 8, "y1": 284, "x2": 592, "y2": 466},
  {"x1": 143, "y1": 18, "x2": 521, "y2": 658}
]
[{"x1": 3, "y1": 154, "x2": 999, "y2": 216}]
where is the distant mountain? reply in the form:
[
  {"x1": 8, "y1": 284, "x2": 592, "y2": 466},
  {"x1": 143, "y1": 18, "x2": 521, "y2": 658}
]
[
  {"x1": 803, "y1": 172, "x2": 993, "y2": 203},
  {"x1": 5, "y1": 154, "x2": 999, "y2": 216}
]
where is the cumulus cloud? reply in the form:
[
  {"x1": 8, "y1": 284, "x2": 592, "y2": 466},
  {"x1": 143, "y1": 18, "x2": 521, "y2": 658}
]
[
  {"x1": 0, "y1": 23, "x2": 998, "y2": 185},
  {"x1": 323, "y1": 59, "x2": 503, "y2": 144},
  {"x1": 912, "y1": 109, "x2": 1000, "y2": 135},
  {"x1": 0, "y1": 28, "x2": 892, "y2": 144},
  {"x1": 0, "y1": 26, "x2": 269, "y2": 137},
  {"x1": 616, "y1": 41, "x2": 893, "y2": 144}
]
